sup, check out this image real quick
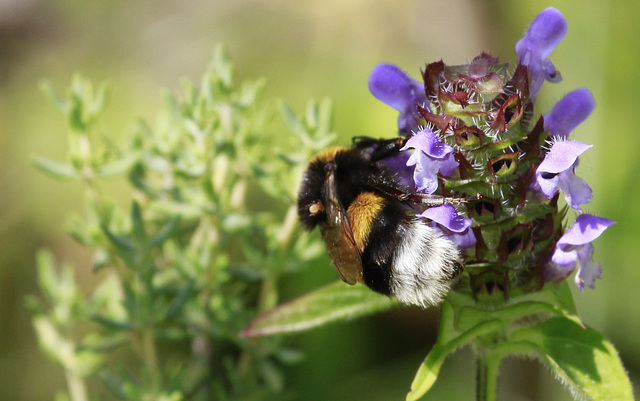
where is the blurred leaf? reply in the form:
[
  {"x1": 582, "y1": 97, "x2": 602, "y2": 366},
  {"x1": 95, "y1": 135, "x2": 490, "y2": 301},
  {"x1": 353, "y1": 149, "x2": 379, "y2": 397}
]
[
  {"x1": 274, "y1": 348, "x2": 305, "y2": 365},
  {"x1": 31, "y1": 154, "x2": 77, "y2": 179},
  {"x1": 35, "y1": 250, "x2": 83, "y2": 324},
  {"x1": 91, "y1": 314, "x2": 134, "y2": 331},
  {"x1": 259, "y1": 359, "x2": 284, "y2": 392},
  {"x1": 241, "y1": 281, "x2": 398, "y2": 337},
  {"x1": 88, "y1": 81, "x2": 111, "y2": 121},
  {"x1": 92, "y1": 248, "x2": 110, "y2": 272},
  {"x1": 96, "y1": 153, "x2": 140, "y2": 177},
  {"x1": 148, "y1": 217, "x2": 180, "y2": 248},
  {"x1": 280, "y1": 101, "x2": 304, "y2": 138},
  {"x1": 39, "y1": 80, "x2": 70, "y2": 114},
  {"x1": 211, "y1": 44, "x2": 233, "y2": 90},
  {"x1": 82, "y1": 333, "x2": 127, "y2": 352},
  {"x1": 509, "y1": 317, "x2": 634, "y2": 401},
  {"x1": 101, "y1": 224, "x2": 135, "y2": 259},
  {"x1": 164, "y1": 281, "x2": 195, "y2": 320},
  {"x1": 100, "y1": 371, "x2": 128, "y2": 400},
  {"x1": 226, "y1": 265, "x2": 265, "y2": 282},
  {"x1": 33, "y1": 315, "x2": 102, "y2": 376},
  {"x1": 33, "y1": 316, "x2": 72, "y2": 366},
  {"x1": 35, "y1": 250, "x2": 59, "y2": 302},
  {"x1": 130, "y1": 201, "x2": 146, "y2": 242},
  {"x1": 90, "y1": 273, "x2": 127, "y2": 321}
]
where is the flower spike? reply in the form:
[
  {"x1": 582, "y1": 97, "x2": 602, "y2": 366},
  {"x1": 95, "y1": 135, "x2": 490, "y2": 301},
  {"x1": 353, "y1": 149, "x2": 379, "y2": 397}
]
[{"x1": 363, "y1": 6, "x2": 612, "y2": 298}]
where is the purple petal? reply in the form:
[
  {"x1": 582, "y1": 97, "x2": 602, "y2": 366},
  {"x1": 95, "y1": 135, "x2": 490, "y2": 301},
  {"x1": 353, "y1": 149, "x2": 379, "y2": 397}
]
[
  {"x1": 545, "y1": 246, "x2": 579, "y2": 283},
  {"x1": 516, "y1": 8, "x2": 567, "y2": 60},
  {"x1": 537, "y1": 173, "x2": 559, "y2": 198},
  {"x1": 515, "y1": 7, "x2": 567, "y2": 97},
  {"x1": 537, "y1": 140, "x2": 592, "y2": 174},
  {"x1": 418, "y1": 204, "x2": 472, "y2": 233},
  {"x1": 551, "y1": 246, "x2": 578, "y2": 267},
  {"x1": 368, "y1": 64, "x2": 427, "y2": 134},
  {"x1": 557, "y1": 171, "x2": 592, "y2": 210},
  {"x1": 447, "y1": 228, "x2": 477, "y2": 249},
  {"x1": 402, "y1": 128, "x2": 453, "y2": 159},
  {"x1": 557, "y1": 214, "x2": 616, "y2": 246},
  {"x1": 439, "y1": 153, "x2": 459, "y2": 177},
  {"x1": 575, "y1": 244, "x2": 602, "y2": 291},
  {"x1": 408, "y1": 151, "x2": 439, "y2": 193},
  {"x1": 544, "y1": 88, "x2": 595, "y2": 139}
]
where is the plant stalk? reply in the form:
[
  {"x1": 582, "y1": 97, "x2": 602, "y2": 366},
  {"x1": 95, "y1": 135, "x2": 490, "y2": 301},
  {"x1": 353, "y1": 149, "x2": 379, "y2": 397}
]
[
  {"x1": 476, "y1": 352, "x2": 498, "y2": 401},
  {"x1": 65, "y1": 369, "x2": 88, "y2": 401}
]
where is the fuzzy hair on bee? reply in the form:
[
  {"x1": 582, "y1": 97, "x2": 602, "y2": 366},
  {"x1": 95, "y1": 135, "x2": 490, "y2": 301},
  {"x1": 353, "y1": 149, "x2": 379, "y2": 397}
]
[{"x1": 297, "y1": 137, "x2": 465, "y2": 307}]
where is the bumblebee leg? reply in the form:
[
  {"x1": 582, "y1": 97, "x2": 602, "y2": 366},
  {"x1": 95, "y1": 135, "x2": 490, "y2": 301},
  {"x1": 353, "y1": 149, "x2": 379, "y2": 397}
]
[{"x1": 405, "y1": 193, "x2": 481, "y2": 206}]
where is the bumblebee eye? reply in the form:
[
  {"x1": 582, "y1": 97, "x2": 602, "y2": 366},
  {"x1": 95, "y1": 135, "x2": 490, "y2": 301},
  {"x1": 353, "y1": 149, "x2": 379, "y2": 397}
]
[{"x1": 308, "y1": 201, "x2": 324, "y2": 216}]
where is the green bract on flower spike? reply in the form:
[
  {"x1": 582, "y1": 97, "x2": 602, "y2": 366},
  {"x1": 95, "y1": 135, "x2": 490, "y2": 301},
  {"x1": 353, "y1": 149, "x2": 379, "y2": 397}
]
[{"x1": 245, "y1": 8, "x2": 633, "y2": 401}]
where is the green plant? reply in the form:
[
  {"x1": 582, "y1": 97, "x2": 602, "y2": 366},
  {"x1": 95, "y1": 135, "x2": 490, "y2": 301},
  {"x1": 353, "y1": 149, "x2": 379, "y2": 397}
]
[{"x1": 27, "y1": 46, "x2": 332, "y2": 401}]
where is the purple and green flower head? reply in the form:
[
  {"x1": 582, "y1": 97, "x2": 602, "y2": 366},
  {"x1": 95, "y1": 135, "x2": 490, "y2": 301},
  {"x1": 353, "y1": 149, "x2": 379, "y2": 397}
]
[{"x1": 366, "y1": 7, "x2": 613, "y2": 294}]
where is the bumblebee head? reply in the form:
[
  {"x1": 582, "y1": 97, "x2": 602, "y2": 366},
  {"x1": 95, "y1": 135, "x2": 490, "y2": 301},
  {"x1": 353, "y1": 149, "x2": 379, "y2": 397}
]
[
  {"x1": 297, "y1": 158, "x2": 328, "y2": 230},
  {"x1": 298, "y1": 147, "x2": 350, "y2": 230}
]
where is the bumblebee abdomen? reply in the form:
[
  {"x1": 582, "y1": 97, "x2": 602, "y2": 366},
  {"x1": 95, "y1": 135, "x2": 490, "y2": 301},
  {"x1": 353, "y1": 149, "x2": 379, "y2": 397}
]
[
  {"x1": 359, "y1": 202, "x2": 409, "y2": 295},
  {"x1": 359, "y1": 202, "x2": 464, "y2": 306},
  {"x1": 389, "y1": 220, "x2": 463, "y2": 306}
]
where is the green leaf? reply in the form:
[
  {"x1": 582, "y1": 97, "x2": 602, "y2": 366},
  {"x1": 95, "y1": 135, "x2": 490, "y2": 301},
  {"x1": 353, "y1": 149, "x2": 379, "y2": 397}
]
[
  {"x1": 241, "y1": 281, "x2": 398, "y2": 337},
  {"x1": 32, "y1": 315, "x2": 102, "y2": 376},
  {"x1": 407, "y1": 300, "x2": 504, "y2": 401},
  {"x1": 148, "y1": 217, "x2": 180, "y2": 248},
  {"x1": 91, "y1": 314, "x2": 135, "y2": 331},
  {"x1": 407, "y1": 284, "x2": 583, "y2": 401},
  {"x1": 39, "y1": 80, "x2": 70, "y2": 114},
  {"x1": 101, "y1": 224, "x2": 135, "y2": 258},
  {"x1": 280, "y1": 101, "x2": 304, "y2": 139},
  {"x1": 130, "y1": 201, "x2": 146, "y2": 241},
  {"x1": 96, "y1": 153, "x2": 140, "y2": 177},
  {"x1": 31, "y1": 154, "x2": 77, "y2": 179},
  {"x1": 164, "y1": 281, "x2": 195, "y2": 320},
  {"x1": 509, "y1": 316, "x2": 634, "y2": 401}
]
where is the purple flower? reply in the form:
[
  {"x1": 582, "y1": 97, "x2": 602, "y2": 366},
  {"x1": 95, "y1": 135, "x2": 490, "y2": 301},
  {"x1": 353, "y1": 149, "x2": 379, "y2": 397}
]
[
  {"x1": 401, "y1": 128, "x2": 458, "y2": 194},
  {"x1": 418, "y1": 204, "x2": 476, "y2": 248},
  {"x1": 368, "y1": 63, "x2": 428, "y2": 135},
  {"x1": 515, "y1": 7, "x2": 567, "y2": 99},
  {"x1": 536, "y1": 140, "x2": 592, "y2": 210},
  {"x1": 545, "y1": 214, "x2": 615, "y2": 290},
  {"x1": 544, "y1": 88, "x2": 595, "y2": 140},
  {"x1": 381, "y1": 151, "x2": 415, "y2": 190}
]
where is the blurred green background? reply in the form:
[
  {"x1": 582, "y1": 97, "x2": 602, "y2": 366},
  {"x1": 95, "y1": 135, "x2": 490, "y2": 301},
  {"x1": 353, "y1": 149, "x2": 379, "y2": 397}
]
[{"x1": 1, "y1": 1, "x2": 637, "y2": 400}]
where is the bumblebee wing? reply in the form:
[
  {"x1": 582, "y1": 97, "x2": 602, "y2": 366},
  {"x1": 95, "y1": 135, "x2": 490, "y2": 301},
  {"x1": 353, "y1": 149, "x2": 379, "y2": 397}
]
[{"x1": 320, "y1": 166, "x2": 362, "y2": 285}]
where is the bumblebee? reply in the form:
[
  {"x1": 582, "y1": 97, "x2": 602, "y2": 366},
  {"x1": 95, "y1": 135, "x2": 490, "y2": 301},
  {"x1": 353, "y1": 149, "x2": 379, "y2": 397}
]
[{"x1": 297, "y1": 137, "x2": 465, "y2": 307}]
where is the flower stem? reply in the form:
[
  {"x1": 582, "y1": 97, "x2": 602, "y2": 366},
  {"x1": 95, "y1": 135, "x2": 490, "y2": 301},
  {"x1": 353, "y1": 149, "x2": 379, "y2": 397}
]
[{"x1": 476, "y1": 352, "x2": 498, "y2": 401}]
